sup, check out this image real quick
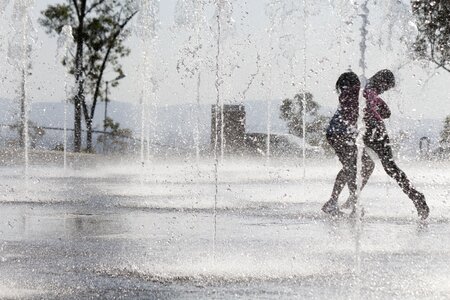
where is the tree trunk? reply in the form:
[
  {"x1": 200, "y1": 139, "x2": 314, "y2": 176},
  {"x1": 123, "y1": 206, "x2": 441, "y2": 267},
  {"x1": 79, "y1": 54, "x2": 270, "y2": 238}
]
[
  {"x1": 74, "y1": 82, "x2": 83, "y2": 152},
  {"x1": 83, "y1": 13, "x2": 136, "y2": 152},
  {"x1": 73, "y1": 0, "x2": 86, "y2": 153},
  {"x1": 20, "y1": 68, "x2": 26, "y2": 148},
  {"x1": 86, "y1": 118, "x2": 93, "y2": 152}
]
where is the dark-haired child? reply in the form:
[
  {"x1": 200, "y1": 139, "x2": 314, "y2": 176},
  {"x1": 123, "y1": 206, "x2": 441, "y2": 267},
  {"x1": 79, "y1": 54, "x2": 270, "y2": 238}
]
[
  {"x1": 322, "y1": 72, "x2": 374, "y2": 216},
  {"x1": 361, "y1": 69, "x2": 429, "y2": 219}
]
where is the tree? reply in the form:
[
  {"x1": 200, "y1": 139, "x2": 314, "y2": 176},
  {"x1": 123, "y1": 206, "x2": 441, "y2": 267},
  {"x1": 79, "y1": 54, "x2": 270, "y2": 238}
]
[
  {"x1": 11, "y1": 121, "x2": 46, "y2": 149},
  {"x1": 39, "y1": 0, "x2": 137, "y2": 152},
  {"x1": 440, "y1": 115, "x2": 450, "y2": 147},
  {"x1": 279, "y1": 92, "x2": 331, "y2": 152},
  {"x1": 280, "y1": 92, "x2": 319, "y2": 138},
  {"x1": 411, "y1": 0, "x2": 450, "y2": 72},
  {"x1": 97, "y1": 117, "x2": 133, "y2": 153}
]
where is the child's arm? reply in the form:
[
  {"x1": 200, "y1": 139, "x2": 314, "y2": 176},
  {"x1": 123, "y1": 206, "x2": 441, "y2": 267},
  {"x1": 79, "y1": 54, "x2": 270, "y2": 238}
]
[
  {"x1": 366, "y1": 89, "x2": 391, "y2": 120},
  {"x1": 376, "y1": 98, "x2": 391, "y2": 119}
]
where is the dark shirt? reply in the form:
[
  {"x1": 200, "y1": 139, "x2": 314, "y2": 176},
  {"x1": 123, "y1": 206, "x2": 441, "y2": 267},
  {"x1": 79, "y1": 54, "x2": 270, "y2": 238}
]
[
  {"x1": 327, "y1": 88, "x2": 359, "y2": 140},
  {"x1": 338, "y1": 88, "x2": 359, "y2": 127},
  {"x1": 363, "y1": 88, "x2": 391, "y2": 121}
]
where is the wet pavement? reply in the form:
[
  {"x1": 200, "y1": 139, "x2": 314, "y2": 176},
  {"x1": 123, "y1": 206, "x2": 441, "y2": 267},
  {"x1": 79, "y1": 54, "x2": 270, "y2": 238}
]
[{"x1": 1, "y1": 158, "x2": 449, "y2": 299}]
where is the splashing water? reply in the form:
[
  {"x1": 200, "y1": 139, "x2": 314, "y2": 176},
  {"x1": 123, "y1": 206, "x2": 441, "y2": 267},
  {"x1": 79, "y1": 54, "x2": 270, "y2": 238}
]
[
  {"x1": 213, "y1": 0, "x2": 234, "y2": 160},
  {"x1": 134, "y1": 0, "x2": 159, "y2": 41},
  {"x1": 193, "y1": 0, "x2": 204, "y2": 163},
  {"x1": 354, "y1": 0, "x2": 370, "y2": 296},
  {"x1": 211, "y1": 0, "x2": 235, "y2": 261},
  {"x1": 302, "y1": 0, "x2": 308, "y2": 179},
  {"x1": 56, "y1": 25, "x2": 74, "y2": 171},
  {"x1": 174, "y1": 0, "x2": 197, "y2": 30},
  {"x1": 381, "y1": 0, "x2": 419, "y2": 78},
  {"x1": 134, "y1": 0, "x2": 160, "y2": 168},
  {"x1": 266, "y1": 0, "x2": 302, "y2": 26},
  {"x1": 7, "y1": 0, "x2": 35, "y2": 180},
  {"x1": 266, "y1": 0, "x2": 302, "y2": 87},
  {"x1": 264, "y1": 2, "x2": 280, "y2": 160},
  {"x1": 0, "y1": 0, "x2": 10, "y2": 51},
  {"x1": 212, "y1": 0, "x2": 235, "y2": 38},
  {"x1": 0, "y1": 1, "x2": 448, "y2": 297},
  {"x1": 240, "y1": 53, "x2": 261, "y2": 104},
  {"x1": 175, "y1": 0, "x2": 207, "y2": 162},
  {"x1": 265, "y1": 0, "x2": 308, "y2": 161},
  {"x1": 0, "y1": 0, "x2": 9, "y2": 15}
]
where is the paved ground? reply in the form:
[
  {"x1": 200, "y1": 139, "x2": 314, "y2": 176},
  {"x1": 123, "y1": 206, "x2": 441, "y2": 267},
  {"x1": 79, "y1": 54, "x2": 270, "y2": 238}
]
[{"x1": 0, "y1": 157, "x2": 449, "y2": 299}]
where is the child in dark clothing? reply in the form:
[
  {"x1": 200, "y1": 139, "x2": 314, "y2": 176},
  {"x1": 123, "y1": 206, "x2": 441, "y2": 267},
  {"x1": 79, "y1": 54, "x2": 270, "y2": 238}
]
[
  {"x1": 322, "y1": 72, "x2": 374, "y2": 216},
  {"x1": 324, "y1": 69, "x2": 430, "y2": 220},
  {"x1": 360, "y1": 69, "x2": 429, "y2": 219}
]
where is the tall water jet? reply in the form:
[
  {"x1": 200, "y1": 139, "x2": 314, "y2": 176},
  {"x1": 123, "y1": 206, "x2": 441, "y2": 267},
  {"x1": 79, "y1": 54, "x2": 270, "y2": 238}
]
[
  {"x1": 146, "y1": 75, "x2": 159, "y2": 162},
  {"x1": 240, "y1": 52, "x2": 261, "y2": 106},
  {"x1": 194, "y1": 70, "x2": 201, "y2": 161},
  {"x1": 134, "y1": 0, "x2": 159, "y2": 168},
  {"x1": 264, "y1": 0, "x2": 286, "y2": 160},
  {"x1": 265, "y1": 0, "x2": 303, "y2": 160},
  {"x1": 302, "y1": 0, "x2": 308, "y2": 179},
  {"x1": 7, "y1": 0, "x2": 35, "y2": 179},
  {"x1": 328, "y1": 1, "x2": 358, "y2": 87},
  {"x1": 211, "y1": 0, "x2": 234, "y2": 259},
  {"x1": 354, "y1": 0, "x2": 370, "y2": 296},
  {"x1": 56, "y1": 25, "x2": 74, "y2": 171},
  {"x1": 266, "y1": 95, "x2": 271, "y2": 160},
  {"x1": 212, "y1": 0, "x2": 234, "y2": 162},
  {"x1": 212, "y1": 0, "x2": 223, "y2": 261},
  {"x1": 0, "y1": 1, "x2": 9, "y2": 13},
  {"x1": 264, "y1": 1, "x2": 279, "y2": 161},
  {"x1": 175, "y1": 0, "x2": 207, "y2": 162}
]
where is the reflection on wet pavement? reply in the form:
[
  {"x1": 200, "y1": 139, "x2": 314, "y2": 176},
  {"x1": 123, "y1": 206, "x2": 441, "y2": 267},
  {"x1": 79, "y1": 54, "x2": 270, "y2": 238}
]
[{"x1": 1, "y1": 160, "x2": 450, "y2": 298}]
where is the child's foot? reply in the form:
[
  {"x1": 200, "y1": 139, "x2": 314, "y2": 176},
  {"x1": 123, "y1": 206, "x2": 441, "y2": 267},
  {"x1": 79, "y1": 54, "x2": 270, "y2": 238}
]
[
  {"x1": 322, "y1": 199, "x2": 344, "y2": 217},
  {"x1": 341, "y1": 195, "x2": 357, "y2": 210}
]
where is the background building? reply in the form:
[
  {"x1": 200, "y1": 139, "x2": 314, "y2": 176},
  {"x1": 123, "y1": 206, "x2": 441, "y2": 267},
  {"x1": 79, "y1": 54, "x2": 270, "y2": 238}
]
[{"x1": 211, "y1": 104, "x2": 246, "y2": 154}]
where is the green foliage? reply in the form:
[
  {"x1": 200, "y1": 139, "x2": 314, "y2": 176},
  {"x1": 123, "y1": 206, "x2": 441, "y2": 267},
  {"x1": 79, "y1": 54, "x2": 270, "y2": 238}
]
[
  {"x1": 39, "y1": 1, "x2": 137, "y2": 151},
  {"x1": 280, "y1": 92, "x2": 319, "y2": 138},
  {"x1": 279, "y1": 92, "x2": 330, "y2": 150},
  {"x1": 412, "y1": 0, "x2": 450, "y2": 72},
  {"x1": 39, "y1": 4, "x2": 74, "y2": 35},
  {"x1": 440, "y1": 115, "x2": 450, "y2": 146},
  {"x1": 10, "y1": 121, "x2": 46, "y2": 149},
  {"x1": 39, "y1": 1, "x2": 135, "y2": 102},
  {"x1": 97, "y1": 117, "x2": 133, "y2": 154}
]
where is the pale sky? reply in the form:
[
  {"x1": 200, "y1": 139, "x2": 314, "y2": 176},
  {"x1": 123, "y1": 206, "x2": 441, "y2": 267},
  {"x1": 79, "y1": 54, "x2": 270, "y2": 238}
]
[{"x1": 1, "y1": 0, "x2": 450, "y2": 121}]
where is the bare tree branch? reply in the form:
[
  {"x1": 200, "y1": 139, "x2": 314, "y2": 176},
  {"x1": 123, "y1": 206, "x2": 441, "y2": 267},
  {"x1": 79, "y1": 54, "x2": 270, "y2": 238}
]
[{"x1": 87, "y1": 0, "x2": 106, "y2": 14}]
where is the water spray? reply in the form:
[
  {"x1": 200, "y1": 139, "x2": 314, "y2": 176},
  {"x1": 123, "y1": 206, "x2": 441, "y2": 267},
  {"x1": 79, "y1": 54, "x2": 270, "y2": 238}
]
[
  {"x1": 175, "y1": 0, "x2": 205, "y2": 163},
  {"x1": 193, "y1": 1, "x2": 206, "y2": 163},
  {"x1": 213, "y1": 0, "x2": 223, "y2": 262},
  {"x1": 56, "y1": 25, "x2": 74, "y2": 171},
  {"x1": 265, "y1": 0, "x2": 300, "y2": 161},
  {"x1": 302, "y1": 0, "x2": 308, "y2": 180},
  {"x1": 134, "y1": 0, "x2": 159, "y2": 169},
  {"x1": 7, "y1": 0, "x2": 35, "y2": 181},
  {"x1": 212, "y1": 0, "x2": 234, "y2": 261},
  {"x1": 354, "y1": 0, "x2": 370, "y2": 295}
]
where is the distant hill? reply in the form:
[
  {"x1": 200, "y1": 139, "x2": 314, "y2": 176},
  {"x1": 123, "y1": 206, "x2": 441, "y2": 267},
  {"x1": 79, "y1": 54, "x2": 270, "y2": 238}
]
[
  {"x1": 0, "y1": 98, "x2": 291, "y2": 150},
  {"x1": 0, "y1": 98, "x2": 140, "y2": 150},
  {"x1": 0, "y1": 97, "x2": 139, "y2": 130},
  {"x1": 0, "y1": 97, "x2": 444, "y2": 155}
]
